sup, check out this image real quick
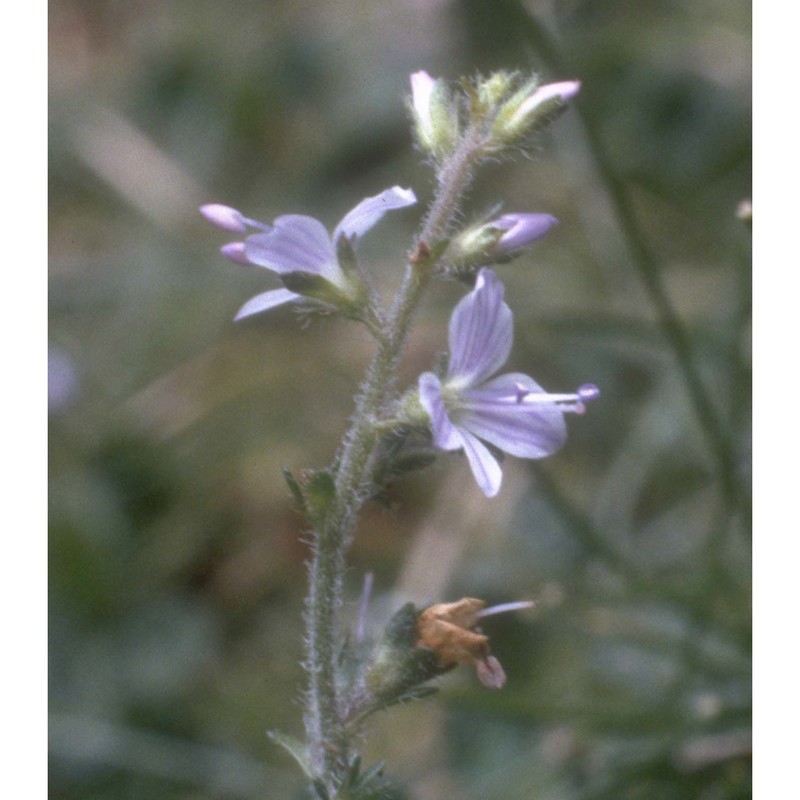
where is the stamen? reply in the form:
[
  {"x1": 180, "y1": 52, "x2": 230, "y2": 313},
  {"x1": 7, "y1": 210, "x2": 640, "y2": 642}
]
[
  {"x1": 242, "y1": 216, "x2": 272, "y2": 233},
  {"x1": 200, "y1": 204, "x2": 248, "y2": 233},
  {"x1": 220, "y1": 242, "x2": 252, "y2": 266},
  {"x1": 513, "y1": 382, "x2": 530, "y2": 403},
  {"x1": 473, "y1": 599, "x2": 536, "y2": 620},
  {"x1": 199, "y1": 204, "x2": 272, "y2": 233},
  {"x1": 517, "y1": 384, "x2": 600, "y2": 415},
  {"x1": 457, "y1": 384, "x2": 600, "y2": 413},
  {"x1": 578, "y1": 383, "x2": 600, "y2": 402}
]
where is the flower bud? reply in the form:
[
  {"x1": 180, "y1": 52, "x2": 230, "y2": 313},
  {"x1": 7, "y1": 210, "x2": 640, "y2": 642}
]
[
  {"x1": 446, "y1": 212, "x2": 558, "y2": 271},
  {"x1": 409, "y1": 71, "x2": 459, "y2": 159},
  {"x1": 475, "y1": 71, "x2": 516, "y2": 112},
  {"x1": 488, "y1": 213, "x2": 559, "y2": 256},
  {"x1": 200, "y1": 204, "x2": 249, "y2": 233},
  {"x1": 491, "y1": 79, "x2": 580, "y2": 146}
]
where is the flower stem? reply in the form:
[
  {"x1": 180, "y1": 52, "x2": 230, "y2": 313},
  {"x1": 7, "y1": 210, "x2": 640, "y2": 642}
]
[{"x1": 302, "y1": 126, "x2": 486, "y2": 790}]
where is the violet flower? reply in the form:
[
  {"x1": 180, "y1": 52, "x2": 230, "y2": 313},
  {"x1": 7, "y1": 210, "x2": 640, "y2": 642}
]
[
  {"x1": 514, "y1": 80, "x2": 581, "y2": 120},
  {"x1": 448, "y1": 211, "x2": 558, "y2": 270},
  {"x1": 419, "y1": 268, "x2": 598, "y2": 497},
  {"x1": 491, "y1": 79, "x2": 581, "y2": 146},
  {"x1": 200, "y1": 186, "x2": 417, "y2": 320},
  {"x1": 489, "y1": 213, "x2": 558, "y2": 256}
]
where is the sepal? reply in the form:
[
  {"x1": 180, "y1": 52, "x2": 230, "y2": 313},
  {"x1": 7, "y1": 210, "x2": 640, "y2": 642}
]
[
  {"x1": 283, "y1": 468, "x2": 337, "y2": 528},
  {"x1": 490, "y1": 78, "x2": 580, "y2": 147},
  {"x1": 473, "y1": 71, "x2": 516, "y2": 116},
  {"x1": 330, "y1": 755, "x2": 399, "y2": 800},
  {"x1": 279, "y1": 270, "x2": 367, "y2": 315},
  {"x1": 445, "y1": 211, "x2": 558, "y2": 277},
  {"x1": 335, "y1": 232, "x2": 362, "y2": 283},
  {"x1": 283, "y1": 467, "x2": 308, "y2": 514},
  {"x1": 409, "y1": 71, "x2": 460, "y2": 160},
  {"x1": 361, "y1": 603, "x2": 452, "y2": 714},
  {"x1": 266, "y1": 730, "x2": 313, "y2": 779}
]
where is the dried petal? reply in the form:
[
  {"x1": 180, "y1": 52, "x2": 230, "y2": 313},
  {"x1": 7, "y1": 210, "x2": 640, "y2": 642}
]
[{"x1": 476, "y1": 656, "x2": 507, "y2": 689}]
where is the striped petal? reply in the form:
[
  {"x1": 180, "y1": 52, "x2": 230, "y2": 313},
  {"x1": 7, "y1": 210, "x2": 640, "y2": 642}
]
[
  {"x1": 419, "y1": 372, "x2": 463, "y2": 450},
  {"x1": 234, "y1": 288, "x2": 301, "y2": 320},
  {"x1": 458, "y1": 372, "x2": 567, "y2": 457},
  {"x1": 245, "y1": 215, "x2": 341, "y2": 280},
  {"x1": 459, "y1": 429, "x2": 503, "y2": 498},
  {"x1": 334, "y1": 186, "x2": 417, "y2": 241},
  {"x1": 447, "y1": 269, "x2": 512, "y2": 387}
]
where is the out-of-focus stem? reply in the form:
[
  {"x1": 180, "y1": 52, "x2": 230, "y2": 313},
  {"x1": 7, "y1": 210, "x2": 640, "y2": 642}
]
[{"x1": 519, "y1": 13, "x2": 742, "y2": 508}]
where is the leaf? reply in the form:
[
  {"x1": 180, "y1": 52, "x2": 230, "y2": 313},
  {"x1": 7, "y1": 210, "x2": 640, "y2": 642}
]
[
  {"x1": 335, "y1": 234, "x2": 360, "y2": 280},
  {"x1": 304, "y1": 468, "x2": 337, "y2": 528},
  {"x1": 267, "y1": 729, "x2": 314, "y2": 780},
  {"x1": 283, "y1": 467, "x2": 308, "y2": 514}
]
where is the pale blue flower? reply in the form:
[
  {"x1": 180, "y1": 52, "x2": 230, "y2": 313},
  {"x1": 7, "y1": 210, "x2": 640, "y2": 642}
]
[
  {"x1": 488, "y1": 213, "x2": 558, "y2": 256},
  {"x1": 419, "y1": 268, "x2": 598, "y2": 497},
  {"x1": 201, "y1": 186, "x2": 416, "y2": 320}
]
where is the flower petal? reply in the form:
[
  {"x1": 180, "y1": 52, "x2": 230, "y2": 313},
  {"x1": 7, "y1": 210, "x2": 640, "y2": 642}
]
[
  {"x1": 447, "y1": 269, "x2": 512, "y2": 387},
  {"x1": 419, "y1": 372, "x2": 463, "y2": 450},
  {"x1": 410, "y1": 71, "x2": 436, "y2": 131},
  {"x1": 233, "y1": 288, "x2": 302, "y2": 320},
  {"x1": 334, "y1": 186, "x2": 417, "y2": 241},
  {"x1": 459, "y1": 428, "x2": 503, "y2": 498},
  {"x1": 244, "y1": 215, "x2": 339, "y2": 278},
  {"x1": 518, "y1": 80, "x2": 581, "y2": 118},
  {"x1": 458, "y1": 372, "x2": 567, "y2": 458},
  {"x1": 492, "y1": 213, "x2": 558, "y2": 254}
]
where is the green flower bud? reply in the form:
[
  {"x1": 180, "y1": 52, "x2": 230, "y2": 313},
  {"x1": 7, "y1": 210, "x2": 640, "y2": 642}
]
[
  {"x1": 409, "y1": 71, "x2": 459, "y2": 159},
  {"x1": 475, "y1": 71, "x2": 516, "y2": 113},
  {"x1": 491, "y1": 79, "x2": 581, "y2": 146},
  {"x1": 445, "y1": 212, "x2": 559, "y2": 273}
]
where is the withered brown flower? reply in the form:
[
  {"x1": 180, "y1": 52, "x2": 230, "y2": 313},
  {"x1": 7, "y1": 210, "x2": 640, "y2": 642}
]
[{"x1": 416, "y1": 597, "x2": 531, "y2": 689}]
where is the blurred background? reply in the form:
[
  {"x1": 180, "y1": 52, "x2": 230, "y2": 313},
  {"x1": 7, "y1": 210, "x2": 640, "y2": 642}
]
[{"x1": 49, "y1": 1, "x2": 751, "y2": 798}]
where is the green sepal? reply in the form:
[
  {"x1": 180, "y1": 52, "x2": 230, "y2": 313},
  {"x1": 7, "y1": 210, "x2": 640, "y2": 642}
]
[
  {"x1": 267, "y1": 729, "x2": 314, "y2": 779},
  {"x1": 332, "y1": 755, "x2": 397, "y2": 800},
  {"x1": 389, "y1": 446, "x2": 437, "y2": 476},
  {"x1": 356, "y1": 603, "x2": 452, "y2": 721},
  {"x1": 335, "y1": 234, "x2": 361, "y2": 282},
  {"x1": 279, "y1": 271, "x2": 348, "y2": 306},
  {"x1": 304, "y1": 468, "x2": 337, "y2": 528},
  {"x1": 283, "y1": 467, "x2": 308, "y2": 514},
  {"x1": 490, "y1": 78, "x2": 570, "y2": 148}
]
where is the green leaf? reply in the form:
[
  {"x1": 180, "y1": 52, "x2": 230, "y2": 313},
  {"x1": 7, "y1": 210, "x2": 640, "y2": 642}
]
[
  {"x1": 335, "y1": 234, "x2": 360, "y2": 280},
  {"x1": 304, "y1": 468, "x2": 336, "y2": 528},
  {"x1": 267, "y1": 729, "x2": 314, "y2": 779},
  {"x1": 282, "y1": 467, "x2": 308, "y2": 514}
]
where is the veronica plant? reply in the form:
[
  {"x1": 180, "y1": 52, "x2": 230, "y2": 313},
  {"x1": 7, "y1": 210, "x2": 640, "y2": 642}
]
[{"x1": 201, "y1": 70, "x2": 595, "y2": 798}]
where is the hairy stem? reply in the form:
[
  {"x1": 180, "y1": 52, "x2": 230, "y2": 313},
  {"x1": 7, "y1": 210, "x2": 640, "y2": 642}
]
[{"x1": 302, "y1": 126, "x2": 485, "y2": 790}]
